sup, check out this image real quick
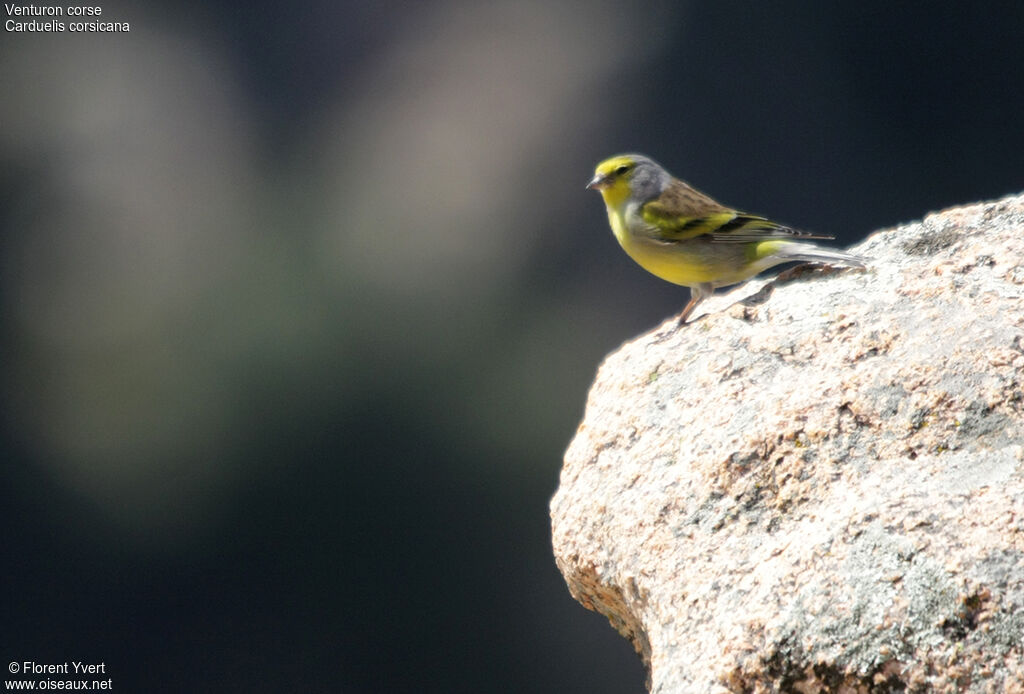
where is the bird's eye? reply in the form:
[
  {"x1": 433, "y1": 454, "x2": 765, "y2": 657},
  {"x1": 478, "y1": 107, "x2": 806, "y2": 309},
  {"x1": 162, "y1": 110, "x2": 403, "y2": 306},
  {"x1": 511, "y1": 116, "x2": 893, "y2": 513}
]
[{"x1": 615, "y1": 165, "x2": 630, "y2": 176}]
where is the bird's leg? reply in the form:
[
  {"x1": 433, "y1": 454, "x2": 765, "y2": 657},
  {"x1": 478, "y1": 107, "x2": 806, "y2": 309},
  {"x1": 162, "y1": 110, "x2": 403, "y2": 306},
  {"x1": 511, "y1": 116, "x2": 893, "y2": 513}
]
[
  {"x1": 678, "y1": 283, "x2": 712, "y2": 324},
  {"x1": 677, "y1": 298, "x2": 698, "y2": 324}
]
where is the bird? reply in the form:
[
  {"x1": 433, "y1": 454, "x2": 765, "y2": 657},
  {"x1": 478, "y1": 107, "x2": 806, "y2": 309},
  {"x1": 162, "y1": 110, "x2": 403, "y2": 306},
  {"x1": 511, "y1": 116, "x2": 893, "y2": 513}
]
[{"x1": 587, "y1": 154, "x2": 866, "y2": 323}]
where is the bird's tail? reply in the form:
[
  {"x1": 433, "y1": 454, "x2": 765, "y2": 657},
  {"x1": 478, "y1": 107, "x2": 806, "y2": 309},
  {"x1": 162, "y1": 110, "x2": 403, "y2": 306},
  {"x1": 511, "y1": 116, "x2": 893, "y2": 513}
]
[{"x1": 778, "y1": 244, "x2": 867, "y2": 269}]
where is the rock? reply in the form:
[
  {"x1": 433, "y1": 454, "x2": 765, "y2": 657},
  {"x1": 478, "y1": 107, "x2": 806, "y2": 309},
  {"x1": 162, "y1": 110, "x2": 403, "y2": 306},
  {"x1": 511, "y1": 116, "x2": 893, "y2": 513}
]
[{"x1": 551, "y1": 194, "x2": 1024, "y2": 693}]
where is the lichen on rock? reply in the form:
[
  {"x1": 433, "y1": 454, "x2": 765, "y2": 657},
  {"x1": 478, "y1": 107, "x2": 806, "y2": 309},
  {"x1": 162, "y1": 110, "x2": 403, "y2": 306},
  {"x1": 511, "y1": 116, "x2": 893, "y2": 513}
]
[{"x1": 551, "y1": 194, "x2": 1024, "y2": 693}]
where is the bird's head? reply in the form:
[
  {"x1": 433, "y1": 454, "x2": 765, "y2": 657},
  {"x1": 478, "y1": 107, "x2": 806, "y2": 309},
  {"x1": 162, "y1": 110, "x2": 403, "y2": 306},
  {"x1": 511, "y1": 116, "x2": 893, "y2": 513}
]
[{"x1": 587, "y1": 154, "x2": 669, "y2": 209}]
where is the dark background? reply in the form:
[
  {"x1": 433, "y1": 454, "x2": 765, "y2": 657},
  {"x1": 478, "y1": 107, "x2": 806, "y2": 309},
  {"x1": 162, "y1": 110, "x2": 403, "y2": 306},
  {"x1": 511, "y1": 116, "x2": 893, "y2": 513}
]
[{"x1": 3, "y1": 2, "x2": 1023, "y2": 692}]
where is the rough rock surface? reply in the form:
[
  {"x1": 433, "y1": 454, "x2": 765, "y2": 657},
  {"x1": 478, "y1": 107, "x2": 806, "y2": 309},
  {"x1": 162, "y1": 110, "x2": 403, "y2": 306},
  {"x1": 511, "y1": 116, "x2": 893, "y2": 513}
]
[{"x1": 551, "y1": 194, "x2": 1024, "y2": 693}]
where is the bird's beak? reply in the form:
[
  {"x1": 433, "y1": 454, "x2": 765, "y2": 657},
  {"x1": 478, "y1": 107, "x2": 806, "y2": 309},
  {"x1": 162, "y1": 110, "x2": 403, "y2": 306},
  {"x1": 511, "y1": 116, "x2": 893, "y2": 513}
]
[{"x1": 586, "y1": 173, "x2": 609, "y2": 191}]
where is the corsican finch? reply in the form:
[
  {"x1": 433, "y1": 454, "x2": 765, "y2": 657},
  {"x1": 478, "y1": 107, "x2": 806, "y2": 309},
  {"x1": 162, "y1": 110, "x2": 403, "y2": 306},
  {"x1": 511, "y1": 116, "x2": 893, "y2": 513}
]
[{"x1": 587, "y1": 154, "x2": 866, "y2": 323}]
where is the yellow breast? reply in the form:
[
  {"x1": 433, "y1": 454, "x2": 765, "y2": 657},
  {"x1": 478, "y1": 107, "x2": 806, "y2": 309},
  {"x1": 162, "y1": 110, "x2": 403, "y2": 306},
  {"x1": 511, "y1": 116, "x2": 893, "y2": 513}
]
[{"x1": 605, "y1": 202, "x2": 721, "y2": 287}]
